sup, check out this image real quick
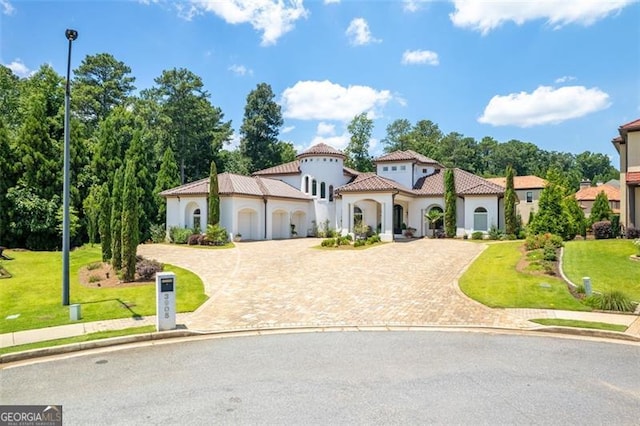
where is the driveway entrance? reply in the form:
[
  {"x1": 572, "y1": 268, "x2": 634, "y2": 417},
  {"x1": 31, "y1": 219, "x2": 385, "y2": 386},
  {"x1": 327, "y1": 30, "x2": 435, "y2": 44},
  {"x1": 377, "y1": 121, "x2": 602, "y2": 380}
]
[{"x1": 138, "y1": 239, "x2": 532, "y2": 331}]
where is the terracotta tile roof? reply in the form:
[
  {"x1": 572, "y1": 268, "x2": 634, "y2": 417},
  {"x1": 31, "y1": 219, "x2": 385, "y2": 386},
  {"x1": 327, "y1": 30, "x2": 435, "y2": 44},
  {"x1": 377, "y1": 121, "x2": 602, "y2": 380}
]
[
  {"x1": 619, "y1": 118, "x2": 640, "y2": 131},
  {"x1": 336, "y1": 173, "x2": 415, "y2": 195},
  {"x1": 374, "y1": 150, "x2": 441, "y2": 165},
  {"x1": 160, "y1": 173, "x2": 310, "y2": 200},
  {"x1": 253, "y1": 160, "x2": 301, "y2": 176},
  {"x1": 415, "y1": 169, "x2": 505, "y2": 196},
  {"x1": 626, "y1": 171, "x2": 640, "y2": 185},
  {"x1": 297, "y1": 142, "x2": 345, "y2": 158},
  {"x1": 342, "y1": 166, "x2": 360, "y2": 176},
  {"x1": 612, "y1": 135, "x2": 623, "y2": 143},
  {"x1": 486, "y1": 175, "x2": 547, "y2": 190},
  {"x1": 574, "y1": 184, "x2": 620, "y2": 202}
]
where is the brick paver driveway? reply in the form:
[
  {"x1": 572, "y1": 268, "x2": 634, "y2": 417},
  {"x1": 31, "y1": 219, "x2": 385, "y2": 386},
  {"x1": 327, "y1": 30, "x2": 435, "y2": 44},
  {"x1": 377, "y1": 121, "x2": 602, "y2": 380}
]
[{"x1": 138, "y1": 239, "x2": 533, "y2": 331}]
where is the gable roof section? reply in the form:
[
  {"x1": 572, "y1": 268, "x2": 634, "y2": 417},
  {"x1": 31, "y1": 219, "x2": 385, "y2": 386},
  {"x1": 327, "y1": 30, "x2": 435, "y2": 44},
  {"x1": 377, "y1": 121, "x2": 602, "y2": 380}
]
[
  {"x1": 486, "y1": 175, "x2": 547, "y2": 190},
  {"x1": 253, "y1": 160, "x2": 301, "y2": 176},
  {"x1": 374, "y1": 150, "x2": 441, "y2": 165},
  {"x1": 415, "y1": 169, "x2": 505, "y2": 196},
  {"x1": 627, "y1": 171, "x2": 640, "y2": 185},
  {"x1": 160, "y1": 172, "x2": 310, "y2": 200},
  {"x1": 574, "y1": 184, "x2": 620, "y2": 202},
  {"x1": 297, "y1": 142, "x2": 345, "y2": 159},
  {"x1": 336, "y1": 173, "x2": 415, "y2": 195}
]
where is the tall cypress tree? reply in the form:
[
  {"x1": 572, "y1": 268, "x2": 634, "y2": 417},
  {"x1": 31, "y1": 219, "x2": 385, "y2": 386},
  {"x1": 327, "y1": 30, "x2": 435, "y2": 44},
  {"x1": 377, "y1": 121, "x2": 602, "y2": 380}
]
[
  {"x1": 504, "y1": 165, "x2": 517, "y2": 235},
  {"x1": 121, "y1": 159, "x2": 139, "y2": 282},
  {"x1": 444, "y1": 168, "x2": 457, "y2": 238},
  {"x1": 98, "y1": 182, "x2": 112, "y2": 262},
  {"x1": 110, "y1": 167, "x2": 124, "y2": 270},
  {"x1": 154, "y1": 147, "x2": 180, "y2": 224},
  {"x1": 208, "y1": 160, "x2": 220, "y2": 226}
]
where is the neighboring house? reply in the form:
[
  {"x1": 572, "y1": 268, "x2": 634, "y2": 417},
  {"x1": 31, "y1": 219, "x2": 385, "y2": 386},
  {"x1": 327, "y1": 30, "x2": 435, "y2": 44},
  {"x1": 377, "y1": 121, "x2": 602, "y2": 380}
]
[
  {"x1": 486, "y1": 175, "x2": 546, "y2": 224},
  {"x1": 161, "y1": 144, "x2": 505, "y2": 241},
  {"x1": 573, "y1": 183, "x2": 620, "y2": 216},
  {"x1": 612, "y1": 118, "x2": 640, "y2": 231}
]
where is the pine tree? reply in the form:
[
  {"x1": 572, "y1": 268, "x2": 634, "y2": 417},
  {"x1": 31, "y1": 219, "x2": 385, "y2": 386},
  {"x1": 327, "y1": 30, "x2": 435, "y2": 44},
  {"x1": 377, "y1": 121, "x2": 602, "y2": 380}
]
[
  {"x1": 110, "y1": 167, "x2": 124, "y2": 269},
  {"x1": 504, "y1": 165, "x2": 518, "y2": 235},
  {"x1": 208, "y1": 160, "x2": 220, "y2": 226},
  {"x1": 154, "y1": 147, "x2": 180, "y2": 224},
  {"x1": 444, "y1": 168, "x2": 457, "y2": 237},
  {"x1": 98, "y1": 183, "x2": 112, "y2": 262},
  {"x1": 589, "y1": 191, "x2": 612, "y2": 225},
  {"x1": 121, "y1": 159, "x2": 139, "y2": 281}
]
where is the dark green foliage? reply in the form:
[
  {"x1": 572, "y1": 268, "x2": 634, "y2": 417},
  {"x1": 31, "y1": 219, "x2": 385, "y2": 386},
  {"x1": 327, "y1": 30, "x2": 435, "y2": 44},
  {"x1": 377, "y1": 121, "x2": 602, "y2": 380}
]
[
  {"x1": 124, "y1": 129, "x2": 155, "y2": 242},
  {"x1": 589, "y1": 191, "x2": 612, "y2": 224},
  {"x1": 82, "y1": 185, "x2": 101, "y2": 244},
  {"x1": 5, "y1": 186, "x2": 60, "y2": 250},
  {"x1": 345, "y1": 113, "x2": 374, "y2": 172},
  {"x1": 149, "y1": 224, "x2": 166, "y2": 243},
  {"x1": 488, "y1": 225, "x2": 503, "y2": 240},
  {"x1": 592, "y1": 221, "x2": 612, "y2": 240},
  {"x1": 444, "y1": 169, "x2": 456, "y2": 237},
  {"x1": 218, "y1": 149, "x2": 250, "y2": 175},
  {"x1": 542, "y1": 245, "x2": 557, "y2": 261},
  {"x1": 110, "y1": 167, "x2": 124, "y2": 269},
  {"x1": 0, "y1": 119, "x2": 15, "y2": 243},
  {"x1": 121, "y1": 159, "x2": 139, "y2": 281},
  {"x1": 504, "y1": 165, "x2": 517, "y2": 235},
  {"x1": 98, "y1": 183, "x2": 112, "y2": 262},
  {"x1": 528, "y1": 171, "x2": 570, "y2": 239},
  {"x1": 610, "y1": 214, "x2": 621, "y2": 238},
  {"x1": 239, "y1": 82, "x2": 283, "y2": 173},
  {"x1": 585, "y1": 290, "x2": 634, "y2": 312},
  {"x1": 471, "y1": 231, "x2": 483, "y2": 240},
  {"x1": 208, "y1": 161, "x2": 220, "y2": 225},
  {"x1": 562, "y1": 195, "x2": 585, "y2": 241},
  {"x1": 321, "y1": 238, "x2": 335, "y2": 247},
  {"x1": 205, "y1": 223, "x2": 228, "y2": 245},
  {"x1": 154, "y1": 147, "x2": 180, "y2": 223}
]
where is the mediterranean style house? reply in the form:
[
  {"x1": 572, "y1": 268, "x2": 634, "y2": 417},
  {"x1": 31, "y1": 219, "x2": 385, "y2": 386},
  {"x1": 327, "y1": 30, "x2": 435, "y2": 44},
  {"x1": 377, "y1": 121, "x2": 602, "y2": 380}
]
[
  {"x1": 574, "y1": 181, "x2": 620, "y2": 217},
  {"x1": 161, "y1": 144, "x2": 505, "y2": 242},
  {"x1": 612, "y1": 118, "x2": 640, "y2": 231},
  {"x1": 486, "y1": 175, "x2": 546, "y2": 224}
]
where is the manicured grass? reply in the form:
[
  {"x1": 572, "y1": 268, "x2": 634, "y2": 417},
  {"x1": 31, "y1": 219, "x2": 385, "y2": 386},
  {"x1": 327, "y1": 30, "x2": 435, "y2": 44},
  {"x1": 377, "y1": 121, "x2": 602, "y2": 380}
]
[
  {"x1": 459, "y1": 241, "x2": 589, "y2": 310},
  {"x1": 563, "y1": 239, "x2": 640, "y2": 301},
  {"x1": 530, "y1": 318, "x2": 628, "y2": 332},
  {"x1": 0, "y1": 246, "x2": 207, "y2": 333},
  {"x1": 0, "y1": 325, "x2": 156, "y2": 355}
]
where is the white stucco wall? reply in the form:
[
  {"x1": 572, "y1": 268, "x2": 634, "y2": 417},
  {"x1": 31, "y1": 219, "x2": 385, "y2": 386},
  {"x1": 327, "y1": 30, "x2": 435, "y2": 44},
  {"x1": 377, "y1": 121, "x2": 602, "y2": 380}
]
[
  {"x1": 339, "y1": 193, "x2": 394, "y2": 241},
  {"x1": 376, "y1": 162, "x2": 414, "y2": 189},
  {"x1": 164, "y1": 196, "x2": 207, "y2": 231},
  {"x1": 463, "y1": 196, "x2": 500, "y2": 236}
]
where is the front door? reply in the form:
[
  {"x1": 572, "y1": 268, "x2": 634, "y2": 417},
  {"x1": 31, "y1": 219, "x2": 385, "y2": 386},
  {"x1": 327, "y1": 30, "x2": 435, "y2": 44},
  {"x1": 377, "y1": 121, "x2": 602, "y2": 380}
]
[{"x1": 393, "y1": 204, "x2": 403, "y2": 234}]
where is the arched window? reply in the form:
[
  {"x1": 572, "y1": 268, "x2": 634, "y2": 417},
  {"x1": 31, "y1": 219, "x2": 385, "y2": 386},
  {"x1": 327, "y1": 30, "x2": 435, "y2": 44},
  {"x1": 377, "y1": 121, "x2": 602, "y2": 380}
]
[
  {"x1": 474, "y1": 207, "x2": 488, "y2": 231},
  {"x1": 193, "y1": 208, "x2": 201, "y2": 232},
  {"x1": 354, "y1": 206, "x2": 363, "y2": 227},
  {"x1": 320, "y1": 182, "x2": 326, "y2": 199},
  {"x1": 312, "y1": 179, "x2": 317, "y2": 196},
  {"x1": 304, "y1": 176, "x2": 309, "y2": 193},
  {"x1": 329, "y1": 185, "x2": 334, "y2": 202}
]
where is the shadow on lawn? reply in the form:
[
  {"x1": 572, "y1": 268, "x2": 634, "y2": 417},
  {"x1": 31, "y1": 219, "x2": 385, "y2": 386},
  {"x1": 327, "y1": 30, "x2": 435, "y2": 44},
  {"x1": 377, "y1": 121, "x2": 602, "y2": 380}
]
[{"x1": 81, "y1": 298, "x2": 144, "y2": 320}]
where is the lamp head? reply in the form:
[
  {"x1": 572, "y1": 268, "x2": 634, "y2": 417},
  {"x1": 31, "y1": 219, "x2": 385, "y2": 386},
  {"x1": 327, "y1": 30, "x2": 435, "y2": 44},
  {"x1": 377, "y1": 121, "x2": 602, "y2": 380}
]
[{"x1": 65, "y1": 29, "x2": 78, "y2": 41}]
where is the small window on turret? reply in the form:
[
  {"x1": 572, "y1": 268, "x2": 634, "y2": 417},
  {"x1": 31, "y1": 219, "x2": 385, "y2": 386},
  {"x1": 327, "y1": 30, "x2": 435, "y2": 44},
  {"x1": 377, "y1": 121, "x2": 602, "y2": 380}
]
[
  {"x1": 422, "y1": 168, "x2": 427, "y2": 173},
  {"x1": 383, "y1": 166, "x2": 388, "y2": 171},
  {"x1": 392, "y1": 166, "x2": 397, "y2": 171},
  {"x1": 400, "y1": 165, "x2": 406, "y2": 171}
]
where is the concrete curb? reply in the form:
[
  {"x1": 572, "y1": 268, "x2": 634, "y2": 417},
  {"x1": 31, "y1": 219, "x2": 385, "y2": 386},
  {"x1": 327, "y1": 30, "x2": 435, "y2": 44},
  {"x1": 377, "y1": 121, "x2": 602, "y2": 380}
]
[{"x1": 3, "y1": 324, "x2": 639, "y2": 364}]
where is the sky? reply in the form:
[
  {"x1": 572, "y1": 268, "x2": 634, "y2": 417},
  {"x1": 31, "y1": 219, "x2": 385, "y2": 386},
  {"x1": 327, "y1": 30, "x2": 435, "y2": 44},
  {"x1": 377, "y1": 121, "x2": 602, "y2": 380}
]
[{"x1": 1, "y1": 0, "x2": 639, "y2": 163}]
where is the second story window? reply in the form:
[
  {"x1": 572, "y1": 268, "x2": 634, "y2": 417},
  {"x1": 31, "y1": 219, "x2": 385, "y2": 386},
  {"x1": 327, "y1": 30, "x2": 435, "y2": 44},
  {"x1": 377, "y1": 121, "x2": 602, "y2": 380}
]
[
  {"x1": 400, "y1": 165, "x2": 406, "y2": 171},
  {"x1": 526, "y1": 191, "x2": 533, "y2": 203},
  {"x1": 391, "y1": 166, "x2": 397, "y2": 171}
]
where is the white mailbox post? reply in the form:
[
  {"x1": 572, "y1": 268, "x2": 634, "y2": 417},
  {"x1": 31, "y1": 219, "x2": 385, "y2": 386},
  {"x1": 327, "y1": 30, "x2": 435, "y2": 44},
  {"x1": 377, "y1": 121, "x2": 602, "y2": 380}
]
[{"x1": 156, "y1": 272, "x2": 176, "y2": 331}]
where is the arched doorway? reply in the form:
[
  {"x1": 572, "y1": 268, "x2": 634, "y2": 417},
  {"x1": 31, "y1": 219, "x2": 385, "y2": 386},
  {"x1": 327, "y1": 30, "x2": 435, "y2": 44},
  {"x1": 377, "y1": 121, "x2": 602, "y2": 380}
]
[
  {"x1": 425, "y1": 206, "x2": 444, "y2": 238},
  {"x1": 237, "y1": 208, "x2": 259, "y2": 240}
]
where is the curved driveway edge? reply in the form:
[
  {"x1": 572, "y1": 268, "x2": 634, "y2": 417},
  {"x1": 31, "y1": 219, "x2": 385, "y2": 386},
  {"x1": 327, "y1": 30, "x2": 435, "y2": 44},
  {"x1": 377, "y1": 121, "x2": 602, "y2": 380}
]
[{"x1": 138, "y1": 239, "x2": 535, "y2": 332}]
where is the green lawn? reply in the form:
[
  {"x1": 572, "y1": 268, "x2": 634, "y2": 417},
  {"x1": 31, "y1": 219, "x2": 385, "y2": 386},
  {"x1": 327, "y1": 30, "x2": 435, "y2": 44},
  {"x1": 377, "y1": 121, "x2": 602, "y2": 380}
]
[
  {"x1": 563, "y1": 239, "x2": 640, "y2": 301},
  {"x1": 529, "y1": 318, "x2": 628, "y2": 332},
  {"x1": 459, "y1": 241, "x2": 589, "y2": 310},
  {"x1": 0, "y1": 245, "x2": 207, "y2": 333}
]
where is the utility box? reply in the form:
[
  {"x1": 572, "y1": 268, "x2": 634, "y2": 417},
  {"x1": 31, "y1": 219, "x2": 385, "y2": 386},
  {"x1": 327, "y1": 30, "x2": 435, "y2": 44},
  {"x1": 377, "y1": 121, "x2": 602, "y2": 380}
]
[
  {"x1": 583, "y1": 277, "x2": 592, "y2": 296},
  {"x1": 70, "y1": 304, "x2": 81, "y2": 321},
  {"x1": 156, "y1": 272, "x2": 176, "y2": 331}
]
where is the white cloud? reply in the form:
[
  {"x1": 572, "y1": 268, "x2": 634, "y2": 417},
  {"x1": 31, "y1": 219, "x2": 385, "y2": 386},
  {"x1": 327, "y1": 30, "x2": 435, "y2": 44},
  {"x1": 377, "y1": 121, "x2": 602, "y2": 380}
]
[
  {"x1": 555, "y1": 75, "x2": 576, "y2": 84},
  {"x1": 227, "y1": 131, "x2": 242, "y2": 149},
  {"x1": 1, "y1": 0, "x2": 15, "y2": 15},
  {"x1": 345, "y1": 17, "x2": 380, "y2": 46},
  {"x1": 281, "y1": 80, "x2": 393, "y2": 121},
  {"x1": 228, "y1": 64, "x2": 253, "y2": 76},
  {"x1": 401, "y1": 49, "x2": 439, "y2": 65},
  {"x1": 450, "y1": 0, "x2": 634, "y2": 35},
  {"x1": 403, "y1": 0, "x2": 429, "y2": 13},
  {"x1": 4, "y1": 59, "x2": 31, "y2": 77},
  {"x1": 282, "y1": 125, "x2": 295, "y2": 133},
  {"x1": 316, "y1": 122, "x2": 335, "y2": 135},
  {"x1": 478, "y1": 85, "x2": 611, "y2": 127},
  {"x1": 180, "y1": 0, "x2": 308, "y2": 46},
  {"x1": 324, "y1": 0, "x2": 340, "y2": 4}
]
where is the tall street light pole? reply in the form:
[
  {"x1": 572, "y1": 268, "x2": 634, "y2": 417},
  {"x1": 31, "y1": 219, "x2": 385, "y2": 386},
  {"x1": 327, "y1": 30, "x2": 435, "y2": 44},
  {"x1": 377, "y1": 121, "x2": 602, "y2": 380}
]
[{"x1": 62, "y1": 28, "x2": 78, "y2": 306}]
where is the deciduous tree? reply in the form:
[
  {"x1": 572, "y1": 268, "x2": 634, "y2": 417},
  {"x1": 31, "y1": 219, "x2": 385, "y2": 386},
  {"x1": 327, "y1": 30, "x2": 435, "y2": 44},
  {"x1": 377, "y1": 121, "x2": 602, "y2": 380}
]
[{"x1": 345, "y1": 113, "x2": 374, "y2": 172}]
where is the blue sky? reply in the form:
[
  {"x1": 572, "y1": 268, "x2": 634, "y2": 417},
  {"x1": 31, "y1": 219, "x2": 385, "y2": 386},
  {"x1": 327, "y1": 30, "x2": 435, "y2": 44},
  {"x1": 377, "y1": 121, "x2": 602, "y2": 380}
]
[{"x1": 1, "y1": 0, "x2": 639, "y2": 162}]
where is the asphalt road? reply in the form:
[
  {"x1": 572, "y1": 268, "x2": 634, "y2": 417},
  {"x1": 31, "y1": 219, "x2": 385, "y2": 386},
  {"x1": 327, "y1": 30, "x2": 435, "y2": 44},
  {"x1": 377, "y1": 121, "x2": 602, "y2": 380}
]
[{"x1": 2, "y1": 331, "x2": 639, "y2": 425}]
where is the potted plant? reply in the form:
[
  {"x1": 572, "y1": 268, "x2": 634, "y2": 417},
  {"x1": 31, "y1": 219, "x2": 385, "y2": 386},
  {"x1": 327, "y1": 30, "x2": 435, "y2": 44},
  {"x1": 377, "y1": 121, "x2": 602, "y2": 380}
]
[
  {"x1": 404, "y1": 227, "x2": 416, "y2": 238},
  {"x1": 234, "y1": 233, "x2": 242, "y2": 242}
]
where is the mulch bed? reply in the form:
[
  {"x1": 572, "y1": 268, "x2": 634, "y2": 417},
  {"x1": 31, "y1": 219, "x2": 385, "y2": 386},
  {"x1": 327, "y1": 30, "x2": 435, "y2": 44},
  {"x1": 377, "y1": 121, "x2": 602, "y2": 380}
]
[{"x1": 79, "y1": 262, "x2": 153, "y2": 288}]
